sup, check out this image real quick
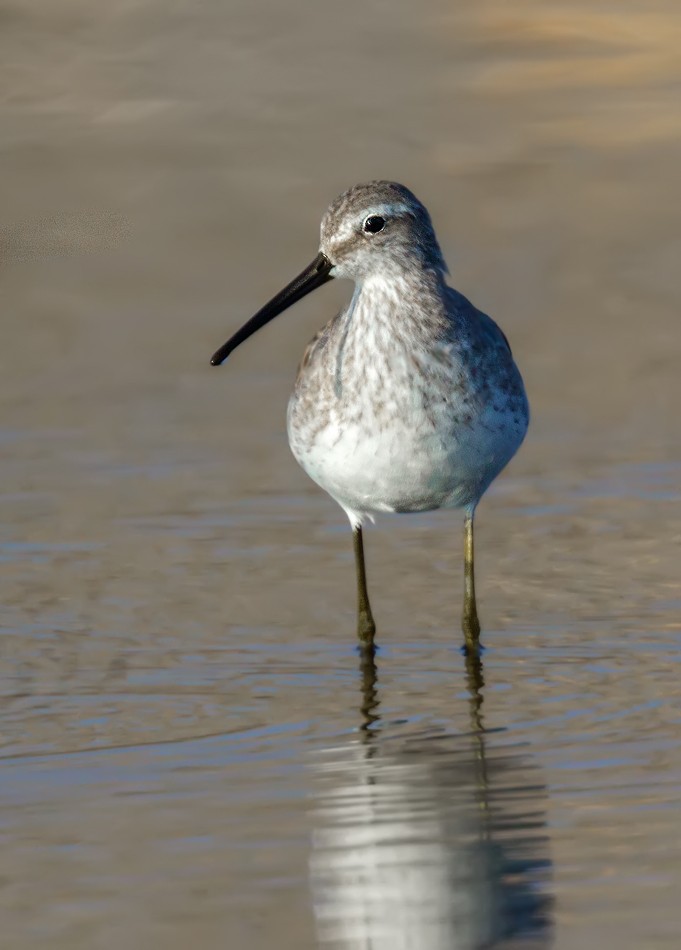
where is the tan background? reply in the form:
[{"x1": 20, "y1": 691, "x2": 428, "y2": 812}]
[{"x1": 1, "y1": 0, "x2": 680, "y2": 947}]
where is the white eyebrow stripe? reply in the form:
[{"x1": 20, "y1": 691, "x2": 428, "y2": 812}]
[
  {"x1": 329, "y1": 202, "x2": 415, "y2": 242},
  {"x1": 365, "y1": 202, "x2": 412, "y2": 219}
]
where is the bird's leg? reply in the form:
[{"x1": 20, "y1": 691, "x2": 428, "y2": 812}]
[
  {"x1": 352, "y1": 525, "x2": 376, "y2": 645},
  {"x1": 462, "y1": 510, "x2": 481, "y2": 652}
]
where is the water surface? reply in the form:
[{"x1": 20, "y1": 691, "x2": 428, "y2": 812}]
[{"x1": 1, "y1": 0, "x2": 680, "y2": 946}]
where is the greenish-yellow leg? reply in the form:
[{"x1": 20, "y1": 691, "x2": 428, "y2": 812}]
[
  {"x1": 462, "y1": 511, "x2": 481, "y2": 652},
  {"x1": 352, "y1": 525, "x2": 376, "y2": 644}
]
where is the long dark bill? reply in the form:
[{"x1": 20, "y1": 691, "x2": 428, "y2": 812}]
[{"x1": 210, "y1": 252, "x2": 334, "y2": 366}]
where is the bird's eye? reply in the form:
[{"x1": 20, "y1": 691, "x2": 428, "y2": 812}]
[{"x1": 363, "y1": 215, "x2": 385, "y2": 234}]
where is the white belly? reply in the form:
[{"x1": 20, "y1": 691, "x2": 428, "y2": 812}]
[{"x1": 287, "y1": 395, "x2": 526, "y2": 524}]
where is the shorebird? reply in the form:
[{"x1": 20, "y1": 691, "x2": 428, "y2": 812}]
[{"x1": 211, "y1": 181, "x2": 529, "y2": 650}]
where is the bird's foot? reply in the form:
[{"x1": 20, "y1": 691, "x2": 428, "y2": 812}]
[
  {"x1": 357, "y1": 611, "x2": 377, "y2": 651},
  {"x1": 461, "y1": 609, "x2": 482, "y2": 657},
  {"x1": 460, "y1": 640, "x2": 486, "y2": 657}
]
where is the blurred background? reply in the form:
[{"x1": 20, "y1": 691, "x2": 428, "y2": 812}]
[{"x1": 1, "y1": 0, "x2": 680, "y2": 947}]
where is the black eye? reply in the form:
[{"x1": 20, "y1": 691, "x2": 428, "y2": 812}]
[{"x1": 363, "y1": 215, "x2": 385, "y2": 234}]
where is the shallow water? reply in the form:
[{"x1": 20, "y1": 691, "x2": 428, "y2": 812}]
[{"x1": 1, "y1": 0, "x2": 680, "y2": 946}]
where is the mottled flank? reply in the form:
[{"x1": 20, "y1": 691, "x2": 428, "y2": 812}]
[{"x1": 287, "y1": 180, "x2": 529, "y2": 526}]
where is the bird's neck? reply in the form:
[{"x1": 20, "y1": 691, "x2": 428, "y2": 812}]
[
  {"x1": 330, "y1": 266, "x2": 448, "y2": 400},
  {"x1": 358, "y1": 263, "x2": 446, "y2": 298},
  {"x1": 349, "y1": 266, "x2": 448, "y2": 340}
]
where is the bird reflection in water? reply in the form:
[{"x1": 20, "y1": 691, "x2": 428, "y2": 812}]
[{"x1": 309, "y1": 643, "x2": 553, "y2": 948}]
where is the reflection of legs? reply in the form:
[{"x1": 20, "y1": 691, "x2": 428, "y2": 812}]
[
  {"x1": 358, "y1": 641, "x2": 379, "y2": 736},
  {"x1": 462, "y1": 509, "x2": 481, "y2": 652},
  {"x1": 353, "y1": 525, "x2": 376, "y2": 644},
  {"x1": 464, "y1": 647, "x2": 489, "y2": 812},
  {"x1": 464, "y1": 647, "x2": 485, "y2": 733}
]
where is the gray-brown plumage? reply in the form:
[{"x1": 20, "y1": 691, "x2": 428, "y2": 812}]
[{"x1": 211, "y1": 181, "x2": 529, "y2": 650}]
